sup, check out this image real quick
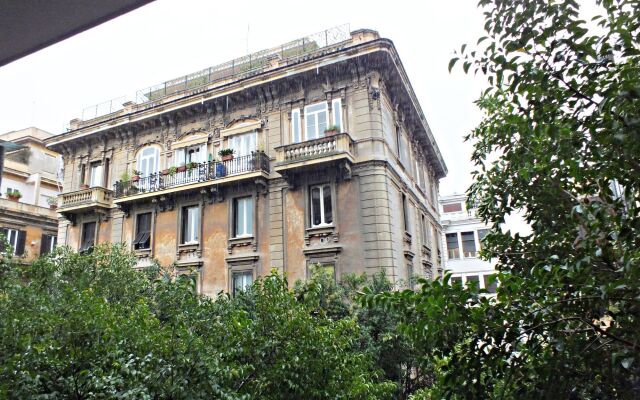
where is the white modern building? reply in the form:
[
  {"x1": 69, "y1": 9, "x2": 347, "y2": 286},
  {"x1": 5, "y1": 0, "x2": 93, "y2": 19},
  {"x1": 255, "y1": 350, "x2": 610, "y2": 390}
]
[{"x1": 439, "y1": 193, "x2": 497, "y2": 293}]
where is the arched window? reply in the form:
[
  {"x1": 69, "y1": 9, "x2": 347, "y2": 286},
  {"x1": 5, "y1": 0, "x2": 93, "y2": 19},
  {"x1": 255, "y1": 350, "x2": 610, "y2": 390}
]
[{"x1": 137, "y1": 147, "x2": 159, "y2": 177}]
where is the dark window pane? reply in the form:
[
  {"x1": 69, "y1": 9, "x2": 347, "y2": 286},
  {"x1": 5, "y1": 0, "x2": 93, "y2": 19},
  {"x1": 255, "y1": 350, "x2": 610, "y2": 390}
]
[
  {"x1": 323, "y1": 185, "x2": 332, "y2": 224},
  {"x1": 451, "y1": 276, "x2": 462, "y2": 285},
  {"x1": 484, "y1": 274, "x2": 498, "y2": 293},
  {"x1": 446, "y1": 233, "x2": 459, "y2": 259},
  {"x1": 81, "y1": 222, "x2": 96, "y2": 252},
  {"x1": 461, "y1": 231, "x2": 476, "y2": 257},
  {"x1": 311, "y1": 187, "x2": 321, "y2": 226},
  {"x1": 466, "y1": 275, "x2": 480, "y2": 288}
]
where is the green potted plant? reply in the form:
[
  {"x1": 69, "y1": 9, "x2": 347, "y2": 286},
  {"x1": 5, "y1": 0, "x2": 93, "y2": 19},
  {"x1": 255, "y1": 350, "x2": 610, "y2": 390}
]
[
  {"x1": 168, "y1": 166, "x2": 178, "y2": 176},
  {"x1": 6, "y1": 190, "x2": 21, "y2": 202},
  {"x1": 186, "y1": 161, "x2": 198, "y2": 171},
  {"x1": 176, "y1": 163, "x2": 187, "y2": 173},
  {"x1": 131, "y1": 169, "x2": 142, "y2": 182},
  {"x1": 46, "y1": 196, "x2": 58, "y2": 209},
  {"x1": 324, "y1": 125, "x2": 341, "y2": 136},
  {"x1": 218, "y1": 148, "x2": 235, "y2": 162},
  {"x1": 120, "y1": 170, "x2": 131, "y2": 183}
]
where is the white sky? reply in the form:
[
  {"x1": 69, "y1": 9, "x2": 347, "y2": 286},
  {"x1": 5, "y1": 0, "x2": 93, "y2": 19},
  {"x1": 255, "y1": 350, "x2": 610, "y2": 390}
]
[{"x1": 0, "y1": 0, "x2": 487, "y2": 195}]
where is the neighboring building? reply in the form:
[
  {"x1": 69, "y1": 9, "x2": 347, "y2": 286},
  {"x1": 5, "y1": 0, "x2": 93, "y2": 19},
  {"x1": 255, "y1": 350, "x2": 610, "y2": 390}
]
[
  {"x1": 0, "y1": 127, "x2": 62, "y2": 261},
  {"x1": 439, "y1": 193, "x2": 497, "y2": 293},
  {"x1": 46, "y1": 27, "x2": 447, "y2": 295}
]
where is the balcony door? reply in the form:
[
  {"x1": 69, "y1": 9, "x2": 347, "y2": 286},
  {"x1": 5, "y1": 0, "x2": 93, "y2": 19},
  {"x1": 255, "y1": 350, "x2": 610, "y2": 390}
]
[
  {"x1": 137, "y1": 147, "x2": 159, "y2": 178},
  {"x1": 89, "y1": 162, "x2": 103, "y2": 188},
  {"x1": 304, "y1": 102, "x2": 328, "y2": 140}
]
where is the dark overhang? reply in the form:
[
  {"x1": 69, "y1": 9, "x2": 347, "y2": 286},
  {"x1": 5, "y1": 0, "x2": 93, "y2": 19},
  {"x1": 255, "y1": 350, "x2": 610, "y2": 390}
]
[{"x1": 0, "y1": 0, "x2": 154, "y2": 67}]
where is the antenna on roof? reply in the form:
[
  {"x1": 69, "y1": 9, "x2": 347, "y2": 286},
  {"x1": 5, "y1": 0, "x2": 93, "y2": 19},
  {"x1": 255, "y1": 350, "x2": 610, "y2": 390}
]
[{"x1": 246, "y1": 23, "x2": 250, "y2": 55}]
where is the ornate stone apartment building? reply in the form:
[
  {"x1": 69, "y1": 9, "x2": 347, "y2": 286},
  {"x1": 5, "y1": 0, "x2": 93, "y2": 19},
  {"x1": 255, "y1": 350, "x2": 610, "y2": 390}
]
[
  {"x1": 1, "y1": 127, "x2": 61, "y2": 261},
  {"x1": 46, "y1": 27, "x2": 447, "y2": 295}
]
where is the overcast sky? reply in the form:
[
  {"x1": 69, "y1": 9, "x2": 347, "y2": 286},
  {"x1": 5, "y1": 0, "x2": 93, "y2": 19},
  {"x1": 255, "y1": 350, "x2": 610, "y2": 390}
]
[{"x1": 0, "y1": 0, "x2": 487, "y2": 195}]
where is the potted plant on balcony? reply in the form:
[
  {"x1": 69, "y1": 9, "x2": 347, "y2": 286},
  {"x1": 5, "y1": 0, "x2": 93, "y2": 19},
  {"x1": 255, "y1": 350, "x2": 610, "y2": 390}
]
[
  {"x1": 324, "y1": 125, "x2": 340, "y2": 136},
  {"x1": 186, "y1": 161, "x2": 198, "y2": 172},
  {"x1": 176, "y1": 163, "x2": 187, "y2": 173},
  {"x1": 218, "y1": 148, "x2": 235, "y2": 162},
  {"x1": 47, "y1": 196, "x2": 58, "y2": 209},
  {"x1": 131, "y1": 170, "x2": 142, "y2": 182},
  {"x1": 168, "y1": 166, "x2": 178, "y2": 176},
  {"x1": 6, "y1": 190, "x2": 21, "y2": 202}
]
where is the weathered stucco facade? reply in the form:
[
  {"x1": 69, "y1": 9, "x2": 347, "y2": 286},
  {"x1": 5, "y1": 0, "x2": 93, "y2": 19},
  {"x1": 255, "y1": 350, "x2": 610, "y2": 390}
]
[{"x1": 47, "y1": 28, "x2": 447, "y2": 296}]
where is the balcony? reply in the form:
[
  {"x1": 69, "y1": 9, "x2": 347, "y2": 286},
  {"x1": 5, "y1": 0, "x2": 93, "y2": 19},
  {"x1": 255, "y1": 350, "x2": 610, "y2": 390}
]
[
  {"x1": 113, "y1": 152, "x2": 270, "y2": 203},
  {"x1": 274, "y1": 133, "x2": 355, "y2": 173},
  {"x1": 58, "y1": 186, "x2": 113, "y2": 214}
]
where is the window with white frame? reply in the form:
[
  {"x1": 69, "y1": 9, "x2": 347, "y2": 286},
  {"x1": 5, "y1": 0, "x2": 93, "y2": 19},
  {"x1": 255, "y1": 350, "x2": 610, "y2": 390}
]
[
  {"x1": 228, "y1": 131, "x2": 256, "y2": 158},
  {"x1": 40, "y1": 234, "x2": 57, "y2": 255},
  {"x1": 232, "y1": 270, "x2": 253, "y2": 296},
  {"x1": 446, "y1": 233, "x2": 459, "y2": 259},
  {"x1": 304, "y1": 102, "x2": 328, "y2": 140},
  {"x1": 181, "y1": 206, "x2": 199, "y2": 244},
  {"x1": 331, "y1": 98, "x2": 343, "y2": 132},
  {"x1": 233, "y1": 197, "x2": 254, "y2": 237},
  {"x1": 310, "y1": 185, "x2": 333, "y2": 227},
  {"x1": 461, "y1": 231, "x2": 477, "y2": 257},
  {"x1": 175, "y1": 144, "x2": 206, "y2": 166},
  {"x1": 450, "y1": 273, "x2": 498, "y2": 294},
  {"x1": 137, "y1": 147, "x2": 159, "y2": 177},
  {"x1": 291, "y1": 109, "x2": 301, "y2": 143},
  {"x1": 89, "y1": 161, "x2": 103, "y2": 187},
  {"x1": 1, "y1": 228, "x2": 25, "y2": 255}
]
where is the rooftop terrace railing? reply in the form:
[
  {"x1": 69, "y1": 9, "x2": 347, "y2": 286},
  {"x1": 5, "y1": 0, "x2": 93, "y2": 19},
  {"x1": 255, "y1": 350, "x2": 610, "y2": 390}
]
[{"x1": 78, "y1": 25, "x2": 351, "y2": 123}]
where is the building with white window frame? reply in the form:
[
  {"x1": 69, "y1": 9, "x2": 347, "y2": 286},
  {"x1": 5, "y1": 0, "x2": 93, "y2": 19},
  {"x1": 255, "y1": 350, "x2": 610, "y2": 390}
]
[
  {"x1": 439, "y1": 193, "x2": 497, "y2": 293},
  {"x1": 47, "y1": 27, "x2": 448, "y2": 295}
]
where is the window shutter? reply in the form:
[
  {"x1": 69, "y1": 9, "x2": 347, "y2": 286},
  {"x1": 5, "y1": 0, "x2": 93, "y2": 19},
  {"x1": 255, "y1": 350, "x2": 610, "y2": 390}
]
[{"x1": 15, "y1": 230, "x2": 26, "y2": 255}]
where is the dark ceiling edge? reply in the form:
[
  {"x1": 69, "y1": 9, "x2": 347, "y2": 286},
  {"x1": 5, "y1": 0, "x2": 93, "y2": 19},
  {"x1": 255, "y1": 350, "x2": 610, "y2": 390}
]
[{"x1": 0, "y1": 0, "x2": 155, "y2": 67}]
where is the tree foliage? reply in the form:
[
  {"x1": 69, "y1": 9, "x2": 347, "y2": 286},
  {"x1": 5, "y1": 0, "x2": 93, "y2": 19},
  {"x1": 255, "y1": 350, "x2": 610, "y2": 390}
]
[
  {"x1": 375, "y1": 0, "x2": 640, "y2": 398},
  {"x1": 0, "y1": 245, "x2": 395, "y2": 399}
]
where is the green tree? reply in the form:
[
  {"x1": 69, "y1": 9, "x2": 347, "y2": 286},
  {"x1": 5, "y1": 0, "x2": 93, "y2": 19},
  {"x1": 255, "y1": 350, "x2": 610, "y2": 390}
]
[
  {"x1": 0, "y1": 246, "x2": 394, "y2": 399},
  {"x1": 375, "y1": 0, "x2": 640, "y2": 398}
]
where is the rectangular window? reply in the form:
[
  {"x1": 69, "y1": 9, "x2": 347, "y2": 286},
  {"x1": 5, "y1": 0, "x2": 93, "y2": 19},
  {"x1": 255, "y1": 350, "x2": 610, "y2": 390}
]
[
  {"x1": 232, "y1": 271, "x2": 253, "y2": 296},
  {"x1": 89, "y1": 162, "x2": 103, "y2": 187},
  {"x1": 402, "y1": 193, "x2": 411, "y2": 233},
  {"x1": 331, "y1": 98, "x2": 343, "y2": 132},
  {"x1": 80, "y1": 222, "x2": 96, "y2": 252},
  {"x1": 304, "y1": 102, "x2": 328, "y2": 140},
  {"x1": 228, "y1": 131, "x2": 256, "y2": 158},
  {"x1": 420, "y1": 214, "x2": 430, "y2": 248},
  {"x1": 133, "y1": 212, "x2": 152, "y2": 250},
  {"x1": 233, "y1": 197, "x2": 254, "y2": 237},
  {"x1": 446, "y1": 233, "x2": 459, "y2": 259},
  {"x1": 443, "y1": 203, "x2": 463, "y2": 213},
  {"x1": 181, "y1": 206, "x2": 199, "y2": 244},
  {"x1": 484, "y1": 274, "x2": 498, "y2": 294},
  {"x1": 451, "y1": 276, "x2": 462, "y2": 285},
  {"x1": 175, "y1": 144, "x2": 206, "y2": 166},
  {"x1": 1, "y1": 228, "x2": 25, "y2": 255},
  {"x1": 309, "y1": 263, "x2": 336, "y2": 281},
  {"x1": 407, "y1": 263, "x2": 415, "y2": 289},
  {"x1": 291, "y1": 108, "x2": 301, "y2": 143},
  {"x1": 40, "y1": 234, "x2": 57, "y2": 255},
  {"x1": 461, "y1": 231, "x2": 476, "y2": 257},
  {"x1": 466, "y1": 275, "x2": 480, "y2": 288},
  {"x1": 382, "y1": 100, "x2": 397, "y2": 154},
  {"x1": 310, "y1": 185, "x2": 333, "y2": 227},
  {"x1": 398, "y1": 131, "x2": 410, "y2": 167},
  {"x1": 477, "y1": 229, "x2": 489, "y2": 249}
]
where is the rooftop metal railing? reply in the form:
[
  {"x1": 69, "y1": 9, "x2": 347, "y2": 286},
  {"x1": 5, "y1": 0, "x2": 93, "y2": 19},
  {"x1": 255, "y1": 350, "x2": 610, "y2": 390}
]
[{"x1": 78, "y1": 25, "x2": 351, "y2": 123}]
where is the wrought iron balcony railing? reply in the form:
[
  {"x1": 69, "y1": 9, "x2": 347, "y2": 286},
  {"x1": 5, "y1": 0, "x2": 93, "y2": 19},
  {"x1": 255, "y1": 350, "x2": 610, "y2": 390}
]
[{"x1": 113, "y1": 152, "x2": 270, "y2": 199}]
